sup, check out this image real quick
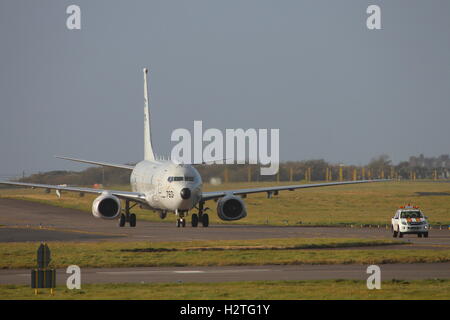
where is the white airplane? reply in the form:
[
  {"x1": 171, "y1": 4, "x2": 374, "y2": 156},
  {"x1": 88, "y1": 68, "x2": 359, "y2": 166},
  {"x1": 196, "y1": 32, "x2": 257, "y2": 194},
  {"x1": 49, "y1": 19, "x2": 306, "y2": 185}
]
[{"x1": 0, "y1": 68, "x2": 388, "y2": 228}]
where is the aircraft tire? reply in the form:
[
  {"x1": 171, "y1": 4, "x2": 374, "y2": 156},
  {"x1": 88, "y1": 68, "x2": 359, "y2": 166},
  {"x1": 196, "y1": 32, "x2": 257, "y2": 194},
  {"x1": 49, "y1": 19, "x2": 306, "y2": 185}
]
[
  {"x1": 191, "y1": 214, "x2": 199, "y2": 227},
  {"x1": 118, "y1": 214, "x2": 126, "y2": 227},
  {"x1": 129, "y1": 213, "x2": 136, "y2": 227},
  {"x1": 201, "y1": 213, "x2": 209, "y2": 228}
]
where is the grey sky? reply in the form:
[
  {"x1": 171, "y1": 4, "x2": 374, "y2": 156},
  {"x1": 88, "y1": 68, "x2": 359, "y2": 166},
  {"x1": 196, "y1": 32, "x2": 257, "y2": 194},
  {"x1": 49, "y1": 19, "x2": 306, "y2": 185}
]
[{"x1": 1, "y1": 1, "x2": 449, "y2": 176}]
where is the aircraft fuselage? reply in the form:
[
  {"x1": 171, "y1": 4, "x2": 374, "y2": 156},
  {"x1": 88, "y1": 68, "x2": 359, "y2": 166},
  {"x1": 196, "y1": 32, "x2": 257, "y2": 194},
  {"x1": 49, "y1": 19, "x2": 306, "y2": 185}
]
[{"x1": 130, "y1": 161, "x2": 202, "y2": 212}]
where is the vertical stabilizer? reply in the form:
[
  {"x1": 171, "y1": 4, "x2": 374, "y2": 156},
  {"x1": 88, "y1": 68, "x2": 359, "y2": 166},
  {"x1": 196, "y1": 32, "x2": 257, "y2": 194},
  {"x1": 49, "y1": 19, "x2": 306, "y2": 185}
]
[{"x1": 143, "y1": 68, "x2": 155, "y2": 161}]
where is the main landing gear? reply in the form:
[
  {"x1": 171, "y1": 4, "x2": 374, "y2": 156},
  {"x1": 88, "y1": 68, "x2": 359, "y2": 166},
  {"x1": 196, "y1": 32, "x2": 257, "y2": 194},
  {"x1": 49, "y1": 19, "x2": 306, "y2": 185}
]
[
  {"x1": 191, "y1": 202, "x2": 209, "y2": 228},
  {"x1": 119, "y1": 200, "x2": 137, "y2": 228}
]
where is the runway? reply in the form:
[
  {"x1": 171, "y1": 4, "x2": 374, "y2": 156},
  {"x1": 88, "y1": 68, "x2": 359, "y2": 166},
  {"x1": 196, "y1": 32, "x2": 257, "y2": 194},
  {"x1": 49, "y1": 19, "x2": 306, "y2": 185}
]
[
  {"x1": 0, "y1": 198, "x2": 449, "y2": 285},
  {"x1": 0, "y1": 198, "x2": 449, "y2": 248},
  {"x1": 1, "y1": 263, "x2": 450, "y2": 285}
]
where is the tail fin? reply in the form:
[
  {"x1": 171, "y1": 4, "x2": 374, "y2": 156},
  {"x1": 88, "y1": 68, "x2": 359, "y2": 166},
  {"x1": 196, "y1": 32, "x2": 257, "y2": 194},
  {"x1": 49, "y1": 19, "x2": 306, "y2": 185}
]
[{"x1": 143, "y1": 68, "x2": 155, "y2": 161}]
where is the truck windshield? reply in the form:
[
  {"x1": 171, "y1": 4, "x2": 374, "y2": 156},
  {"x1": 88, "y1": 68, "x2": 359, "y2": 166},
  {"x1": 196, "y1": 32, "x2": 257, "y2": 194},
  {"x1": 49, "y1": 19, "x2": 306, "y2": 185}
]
[{"x1": 400, "y1": 211, "x2": 423, "y2": 219}]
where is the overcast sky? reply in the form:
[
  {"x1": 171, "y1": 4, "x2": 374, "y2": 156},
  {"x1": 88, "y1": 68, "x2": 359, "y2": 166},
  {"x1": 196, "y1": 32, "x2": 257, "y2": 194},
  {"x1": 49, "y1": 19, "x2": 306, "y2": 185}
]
[{"x1": 1, "y1": 1, "x2": 449, "y2": 177}]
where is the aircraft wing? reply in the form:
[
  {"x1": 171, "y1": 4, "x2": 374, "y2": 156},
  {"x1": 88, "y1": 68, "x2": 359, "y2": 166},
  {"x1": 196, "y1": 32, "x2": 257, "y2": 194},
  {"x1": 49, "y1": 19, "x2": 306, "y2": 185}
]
[
  {"x1": 55, "y1": 156, "x2": 135, "y2": 170},
  {"x1": 201, "y1": 179, "x2": 390, "y2": 201},
  {"x1": 0, "y1": 181, "x2": 146, "y2": 203}
]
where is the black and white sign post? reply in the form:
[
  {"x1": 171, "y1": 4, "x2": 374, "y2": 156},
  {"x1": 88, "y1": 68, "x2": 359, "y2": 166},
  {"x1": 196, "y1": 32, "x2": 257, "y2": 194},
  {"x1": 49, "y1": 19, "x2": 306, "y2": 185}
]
[{"x1": 31, "y1": 243, "x2": 56, "y2": 295}]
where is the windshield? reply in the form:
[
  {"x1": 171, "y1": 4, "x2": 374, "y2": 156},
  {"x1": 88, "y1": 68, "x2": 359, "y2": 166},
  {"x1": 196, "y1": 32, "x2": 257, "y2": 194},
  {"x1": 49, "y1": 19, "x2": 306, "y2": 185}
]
[{"x1": 400, "y1": 210, "x2": 423, "y2": 219}]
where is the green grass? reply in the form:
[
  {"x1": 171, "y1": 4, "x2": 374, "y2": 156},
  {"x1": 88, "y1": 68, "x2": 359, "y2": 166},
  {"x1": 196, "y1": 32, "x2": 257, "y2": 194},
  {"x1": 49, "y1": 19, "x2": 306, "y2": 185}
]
[
  {"x1": 1, "y1": 181, "x2": 450, "y2": 226},
  {"x1": 1, "y1": 279, "x2": 449, "y2": 300},
  {"x1": 2, "y1": 238, "x2": 449, "y2": 270}
]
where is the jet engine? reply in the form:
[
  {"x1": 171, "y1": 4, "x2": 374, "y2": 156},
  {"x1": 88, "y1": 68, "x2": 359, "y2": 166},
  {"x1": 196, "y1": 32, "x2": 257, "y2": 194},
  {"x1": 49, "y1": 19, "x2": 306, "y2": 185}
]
[
  {"x1": 92, "y1": 193, "x2": 121, "y2": 220},
  {"x1": 217, "y1": 195, "x2": 247, "y2": 221}
]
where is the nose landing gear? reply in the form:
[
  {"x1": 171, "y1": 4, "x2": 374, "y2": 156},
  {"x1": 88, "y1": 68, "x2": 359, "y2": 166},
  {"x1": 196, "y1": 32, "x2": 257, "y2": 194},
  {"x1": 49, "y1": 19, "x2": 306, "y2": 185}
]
[
  {"x1": 176, "y1": 218, "x2": 186, "y2": 228},
  {"x1": 176, "y1": 210, "x2": 187, "y2": 228},
  {"x1": 176, "y1": 202, "x2": 210, "y2": 228}
]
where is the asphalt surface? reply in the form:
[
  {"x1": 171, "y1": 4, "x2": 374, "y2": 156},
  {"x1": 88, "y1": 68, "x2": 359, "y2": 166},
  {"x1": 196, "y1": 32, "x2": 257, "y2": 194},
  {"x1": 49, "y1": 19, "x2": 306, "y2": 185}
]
[
  {"x1": 0, "y1": 198, "x2": 449, "y2": 285},
  {"x1": 0, "y1": 198, "x2": 449, "y2": 247},
  {"x1": 1, "y1": 263, "x2": 450, "y2": 285}
]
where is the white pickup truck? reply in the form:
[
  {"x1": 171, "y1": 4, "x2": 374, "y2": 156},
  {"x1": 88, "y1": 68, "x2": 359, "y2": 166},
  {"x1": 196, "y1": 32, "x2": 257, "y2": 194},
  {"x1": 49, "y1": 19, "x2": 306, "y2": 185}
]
[{"x1": 391, "y1": 205, "x2": 429, "y2": 238}]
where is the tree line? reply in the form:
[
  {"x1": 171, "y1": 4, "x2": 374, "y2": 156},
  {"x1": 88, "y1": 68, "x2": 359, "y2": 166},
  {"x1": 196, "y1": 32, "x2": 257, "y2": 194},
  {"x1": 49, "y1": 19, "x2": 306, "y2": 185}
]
[{"x1": 15, "y1": 154, "x2": 450, "y2": 186}]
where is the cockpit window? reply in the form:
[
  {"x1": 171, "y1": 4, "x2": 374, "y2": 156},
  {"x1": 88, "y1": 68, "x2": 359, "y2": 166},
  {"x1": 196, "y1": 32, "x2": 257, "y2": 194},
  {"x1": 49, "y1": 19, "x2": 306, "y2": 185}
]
[{"x1": 167, "y1": 176, "x2": 195, "y2": 182}]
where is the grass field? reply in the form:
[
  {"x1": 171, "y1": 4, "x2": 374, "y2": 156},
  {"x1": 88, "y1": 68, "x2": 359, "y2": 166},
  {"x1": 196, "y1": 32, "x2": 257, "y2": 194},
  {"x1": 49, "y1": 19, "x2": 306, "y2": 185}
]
[
  {"x1": 1, "y1": 279, "x2": 449, "y2": 300},
  {"x1": 2, "y1": 238, "x2": 450, "y2": 269},
  {"x1": 1, "y1": 181, "x2": 450, "y2": 226}
]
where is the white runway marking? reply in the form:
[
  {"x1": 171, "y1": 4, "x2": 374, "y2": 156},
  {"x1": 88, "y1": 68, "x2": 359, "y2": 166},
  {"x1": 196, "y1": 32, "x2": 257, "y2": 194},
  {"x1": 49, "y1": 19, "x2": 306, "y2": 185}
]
[
  {"x1": 98, "y1": 271, "x2": 170, "y2": 275},
  {"x1": 97, "y1": 270, "x2": 206, "y2": 275},
  {"x1": 97, "y1": 268, "x2": 272, "y2": 275},
  {"x1": 207, "y1": 269, "x2": 272, "y2": 273}
]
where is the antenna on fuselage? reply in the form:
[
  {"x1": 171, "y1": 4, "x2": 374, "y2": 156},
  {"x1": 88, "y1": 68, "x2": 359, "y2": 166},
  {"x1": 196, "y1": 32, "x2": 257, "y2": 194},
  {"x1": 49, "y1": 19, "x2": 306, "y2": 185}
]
[{"x1": 143, "y1": 68, "x2": 156, "y2": 161}]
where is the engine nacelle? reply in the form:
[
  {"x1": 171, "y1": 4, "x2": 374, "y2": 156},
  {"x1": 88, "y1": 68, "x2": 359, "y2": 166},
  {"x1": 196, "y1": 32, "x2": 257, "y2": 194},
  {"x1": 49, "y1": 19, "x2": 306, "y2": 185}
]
[
  {"x1": 217, "y1": 195, "x2": 247, "y2": 221},
  {"x1": 92, "y1": 193, "x2": 121, "y2": 220}
]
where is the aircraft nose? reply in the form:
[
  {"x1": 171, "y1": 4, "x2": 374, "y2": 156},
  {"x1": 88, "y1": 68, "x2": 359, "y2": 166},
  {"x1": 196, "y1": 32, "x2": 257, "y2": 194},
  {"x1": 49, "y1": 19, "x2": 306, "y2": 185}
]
[{"x1": 180, "y1": 188, "x2": 191, "y2": 200}]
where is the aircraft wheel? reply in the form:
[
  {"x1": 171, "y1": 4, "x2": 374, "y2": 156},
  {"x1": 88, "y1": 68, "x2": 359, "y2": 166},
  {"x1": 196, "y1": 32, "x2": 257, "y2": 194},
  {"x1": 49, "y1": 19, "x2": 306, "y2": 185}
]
[
  {"x1": 398, "y1": 231, "x2": 403, "y2": 238},
  {"x1": 118, "y1": 214, "x2": 126, "y2": 227},
  {"x1": 191, "y1": 214, "x2": 198, "y2": 227},
  {"x1": 393, "y1": 230, "x2": 398, "y2": 238},
  {"x1": 176, "y1": 219, "x2": 181, "y2": 228},
  {"x1": 182, "y1": 219, "x2": 186, "y2": 228},
  {"x1": 417, "y1": 233, "x2": 422, "y2": 238},
  {"x1": 424, "y1": 232, "x2": 429, "y2": 238},
  {"x1": 129, "y1": 213, "x2": 136, "y2": 227},
  {"x1": 201, "y1": 213, "x2": 209, "y2": 228}
]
